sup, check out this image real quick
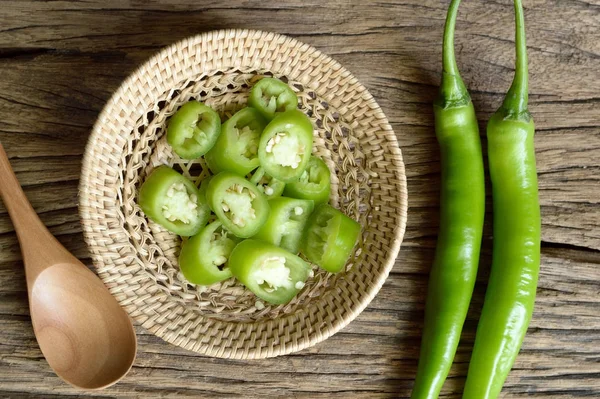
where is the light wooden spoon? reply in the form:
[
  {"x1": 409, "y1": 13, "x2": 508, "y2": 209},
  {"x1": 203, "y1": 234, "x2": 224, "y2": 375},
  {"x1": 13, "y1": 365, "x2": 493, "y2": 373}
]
[{"x1": 0, "y1": 143, "x2": 137, "y2": 389}]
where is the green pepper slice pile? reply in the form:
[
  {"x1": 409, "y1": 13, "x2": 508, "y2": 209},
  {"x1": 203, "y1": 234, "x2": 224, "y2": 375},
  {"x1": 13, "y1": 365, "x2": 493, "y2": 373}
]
[
  {"x1": 301, "y1": 204, "x2": 360, "y2": 273},
  {"x1": 283, "y1": 156, "x2": 331, "y2": 205},
  {"x1": 248, "y1": 77, "x2": 299, "y2": 120},
  {"x1": 178, "y1": 221, "x2": 242, "y2": 286},
  {"x1": 228, "y1": 239, "x2": 310, "y2": 305},
  {"x1": 206, "y1": 172, "x2": 270, "y2": 238},
  {"x1": 254, "y1": 197, "x2": 315, "y2": 254},
  {"x1": 258, "y1": 110, "x2": 313, "y2": 183},
  {"x1": 167, "y1": 101, "x2": 221, "y2": 159},
  {"x1": 248, "y1": 167, "x2": 285, "y2": 200},
  {"x1": 138, "y1": 166, "x2": 210, "y2": 236},
  {"x1": 205, "y1": 107, "x2": 267, "y2": 176},
  {"x1": 142, "y1": 77, "x2": 363, "y2": 306}
]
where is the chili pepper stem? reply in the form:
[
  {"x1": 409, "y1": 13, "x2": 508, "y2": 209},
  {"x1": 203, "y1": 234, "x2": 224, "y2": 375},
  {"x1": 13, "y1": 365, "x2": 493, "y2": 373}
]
[
  {"x1": 502, "y1": 0, "x2": 530, "y2": 118},
  {"x1": 438, "y1": 0, "x2": 470, "y2": 108}
]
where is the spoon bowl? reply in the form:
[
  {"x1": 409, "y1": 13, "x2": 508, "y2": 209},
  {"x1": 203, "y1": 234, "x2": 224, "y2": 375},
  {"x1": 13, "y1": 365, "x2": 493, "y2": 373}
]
[
  {"x1": 31, "y1": 263, "x2": 136, "y2": 389},
  {"x1": 0, "y1": 143, "x2": 137, "y2": 389}
]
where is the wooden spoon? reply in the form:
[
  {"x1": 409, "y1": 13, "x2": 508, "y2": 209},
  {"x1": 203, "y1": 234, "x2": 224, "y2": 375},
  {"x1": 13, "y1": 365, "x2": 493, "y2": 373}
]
[{"x1": 0, "y1": 143, "x2": 137, "y2": 389}]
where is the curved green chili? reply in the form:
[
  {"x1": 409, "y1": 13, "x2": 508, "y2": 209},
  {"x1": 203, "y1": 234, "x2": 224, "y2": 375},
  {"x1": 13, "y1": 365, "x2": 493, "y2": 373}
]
[
  {"x1": 411, "y1": 1, "x2": 485, "y2": 398},
  {"x1": 463, "y1": 1, "x2": 540, "y2": 397}
]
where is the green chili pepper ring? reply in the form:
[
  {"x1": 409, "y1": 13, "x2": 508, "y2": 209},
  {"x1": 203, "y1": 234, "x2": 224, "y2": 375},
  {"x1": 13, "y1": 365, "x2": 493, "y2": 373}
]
[
  {"x1": 301, "y1": 204, "x2": 361, "y2": 274},
  {"x1": 283, "y1": 156, "x2": 331, "y2": 205},
  {"x1": 253, "y1": 197, "x2": 315, "y2": 254},
  {"x1": 206, "y1": 172, "x2": 270, "y2": 238},
  {"x1": 205, "y1": 107, "x2": 268, "y2": 176},
  {"x1": 258, "y1": 110, "x2": 314, "y2": 183},
  {"x1": 248, "y1": 77, "x2": 299, "y2": 120},
  {"x1": 248, "y1": 167, "x2": 286, "y2": 200},
  {"x1": 179, "y1": 221, "x2": 241, "y2": 286},
  {"x1": 167, "y1": 101, "x2": 221, "y2": 159},
  {"x1": 228, "y1": 239, "x2": 311, "y2": 305},
  {"x1": 138, "y1": 165, "x2": 210, "y2": 237}
]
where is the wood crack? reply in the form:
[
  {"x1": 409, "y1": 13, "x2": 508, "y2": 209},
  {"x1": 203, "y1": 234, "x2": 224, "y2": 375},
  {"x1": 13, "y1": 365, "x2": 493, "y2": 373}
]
[{"x1": 0, "y1": 47, "x2": 54, "y2": 59}]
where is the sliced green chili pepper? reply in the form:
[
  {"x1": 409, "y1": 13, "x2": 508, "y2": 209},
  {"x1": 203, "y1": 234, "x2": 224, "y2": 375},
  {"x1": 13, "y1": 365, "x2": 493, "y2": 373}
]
[
  {"x1": 138, "y1": 165, "x2": 210, "y2": 236},
  {"x1": 463, "y1": 1, "x2": 540, "y2": 397},
  {"x1": 283, "y1": 156, "x2": 331, "y2": 205},
  {"x1": 411, "y1": 1, "x2": 485, "y2": 398},
  {"x1": 254, "y1": 197, "x2": 315, "y2": 254},
  {"x1": 301, "y1": 204, "x2": 360, "y2": 273},
  {"x1": 248, "y1": 167, "x2": 285, "y2": 200},
  {"x1": 258, "y1": 110, "x2": 313, "y2": 183},
  {"x1": 228, "y1": 239, "x2": 310, "y2": 305},
  {"x1": 205, "y1": 172, "x2": 269, "y2": 238},
  {"x1": 167, "y1": 101, "x2": 221, "y2": 159},
  {"x1": 178, "y1": 221, "x2": 241, "y2": 286},
  {"x1": 204, "y1": 107, "x2": 267, "y2": 176},
  {"x1": 248, "y1": 77, "x2": 298, "y2": 120},
  {"x1": 198, "y1": 175, "x2": 212, "y2": 200}
]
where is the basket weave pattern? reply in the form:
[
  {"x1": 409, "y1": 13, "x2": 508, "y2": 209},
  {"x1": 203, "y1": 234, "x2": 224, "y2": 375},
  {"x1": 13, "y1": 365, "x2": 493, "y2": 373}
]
[{"x1": 80, "y1": 30, "x2": 407, "y2": 358}]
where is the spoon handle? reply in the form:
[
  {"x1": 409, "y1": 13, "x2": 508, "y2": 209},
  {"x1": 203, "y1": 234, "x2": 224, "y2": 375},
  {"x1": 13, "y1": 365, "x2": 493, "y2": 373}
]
[{"x1": 0, "y1": 142, "x2": 73, "y2": 284}]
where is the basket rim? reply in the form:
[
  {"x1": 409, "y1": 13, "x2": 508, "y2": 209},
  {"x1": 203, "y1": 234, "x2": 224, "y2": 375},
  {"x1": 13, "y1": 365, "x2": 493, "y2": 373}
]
[{"x1": 79, "y1": 28, "x2": 408, "y2": 359}]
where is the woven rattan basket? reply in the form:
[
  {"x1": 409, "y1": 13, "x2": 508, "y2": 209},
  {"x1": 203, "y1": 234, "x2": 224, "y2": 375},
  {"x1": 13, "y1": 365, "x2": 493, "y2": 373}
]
[{"x1": 79, "y1": 29, "x2": 407, "y2": 359}]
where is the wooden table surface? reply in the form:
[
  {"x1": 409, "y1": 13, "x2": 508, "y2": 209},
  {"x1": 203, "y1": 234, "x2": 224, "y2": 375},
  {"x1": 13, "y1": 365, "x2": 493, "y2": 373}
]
[{"x1": 1, "y1": 0, "x2": 599, "y2": 397}]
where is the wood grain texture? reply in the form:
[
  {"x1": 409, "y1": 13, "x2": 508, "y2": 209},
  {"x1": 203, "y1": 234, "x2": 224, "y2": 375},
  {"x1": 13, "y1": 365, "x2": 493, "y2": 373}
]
[{"x1": 0, "y1": 0, "x2": 599, "y2": 397}]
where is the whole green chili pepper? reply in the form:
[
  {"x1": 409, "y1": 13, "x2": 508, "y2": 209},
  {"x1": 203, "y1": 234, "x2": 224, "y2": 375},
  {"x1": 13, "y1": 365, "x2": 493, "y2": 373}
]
[
  {"x1": 463, "y1": 1, "x2": 540, "y2": 397},
  {"x1": 411, "y1": 0, "x2": 485, "y2": 397}
]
